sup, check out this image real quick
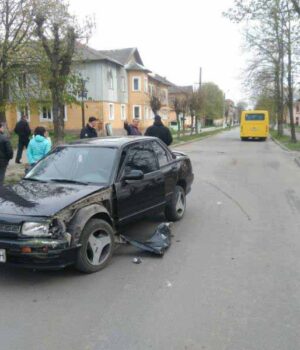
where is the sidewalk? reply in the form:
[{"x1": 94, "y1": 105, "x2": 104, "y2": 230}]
[{"x1": 5, "y1": 150, "x2": 27, "y2": 184}]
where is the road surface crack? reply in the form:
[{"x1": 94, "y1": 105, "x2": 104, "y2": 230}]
[{"x1": 204, "y1": 180, "x2": 252, "y2": 221}]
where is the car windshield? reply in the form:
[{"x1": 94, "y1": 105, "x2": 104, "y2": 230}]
[{"x1": 25, "y1": 146, "x2": 117, "y2": 185}]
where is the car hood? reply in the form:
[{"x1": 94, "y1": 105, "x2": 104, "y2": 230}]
[{"x1": 0, "y1": 181, "x2": 107, "y2": 218}]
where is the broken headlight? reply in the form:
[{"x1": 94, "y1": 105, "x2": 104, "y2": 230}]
[{"x1": 22, "y1": 222, "x2": 51, "y2": 237}]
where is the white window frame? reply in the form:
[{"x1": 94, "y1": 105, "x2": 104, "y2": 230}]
[
  {"x1": 121, "y1": 104, "x2": 126, "y2": 120},
  {"x1": 144, "y1": 106, "x2": 149, "y2": 120},
  {"x1": 149, "y1": 84, "x2": 153, "y2": 96},
  {"x1": 17, "y1": 104, "x2": 30, "y2": 122},
  {"x1": 132, "y1": 76, "x2": 141, "y2": 92},
  {"x1": 121, "y1": 76, "x2": 126, "y2": 92},
  {"x1": 39, "y1": 105, "x2": 68, "y2": 122},
  {"x1": 133, "y1": 105, "x2": 142, "y2": 119},
  {"x1": 109, "y1": 103, "x2": 115, "y2": 121},
  {"x1": 144, "y1": 77, "x2": 148, "y2": 93}
]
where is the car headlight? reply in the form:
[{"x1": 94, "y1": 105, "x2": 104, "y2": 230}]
[{"x1": 22, "y1": 222, "x2": 51, "y2": 237}]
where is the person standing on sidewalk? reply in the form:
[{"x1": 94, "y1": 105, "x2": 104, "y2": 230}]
[
  {"x1": 145, "y1": 115, "x2": 173, "y2": 146},
  {"x1": 14, "y1": 115, "x2": 31, "y2": 164},
  {"x1": 124, "y1": 119, "x2": 142, "y2": 136},
  {"x1": 27, "y1": 127, "x2": 51, "y2": 168},
  {"x1": 0, "y1": 123, "x2": 13, "y2": 185},
  {"x1": 80, "y1": 116, "x2": 98, "y2": 139}
]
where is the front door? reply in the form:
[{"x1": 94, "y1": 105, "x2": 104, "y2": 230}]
[{"x1": 115, "y1": 142, "x2": 165, "y2": 225}]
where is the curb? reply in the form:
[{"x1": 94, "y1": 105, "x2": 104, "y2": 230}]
[
  {"x1": 270, "y1": 135, "x2": 290, "y2": 152},
  {"x1": 171, "y1": 128, "x2": 228, "y2": 149},
  {"x1": 271, "y1": 135, "x2": 300, "y2": 168}
]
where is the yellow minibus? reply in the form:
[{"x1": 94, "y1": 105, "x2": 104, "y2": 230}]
[{"x1": 240, "y1": 110, "x2": 269, "y2": 141}]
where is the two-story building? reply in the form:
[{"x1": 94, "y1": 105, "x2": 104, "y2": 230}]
[{"x1": 5, "y1": 44, "x2": 176, "y2": 135}]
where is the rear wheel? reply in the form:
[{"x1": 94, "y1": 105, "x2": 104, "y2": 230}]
[
  {"x1": 75, "y1": 219, "x2": 114, "y2": 273},
  {"x1": 260, "y1": 137, "x2": 267, "y2": 141},
  {"x1": 165, "y1": 185, "x2": 186, "y2": 221},
  {"x1": 241, "y1": 137, "x2": 247, "y2": 141}
]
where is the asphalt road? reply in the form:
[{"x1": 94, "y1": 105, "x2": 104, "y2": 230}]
[{"x1": 1, "y1": 128, "x2": 300, "y2": 350}]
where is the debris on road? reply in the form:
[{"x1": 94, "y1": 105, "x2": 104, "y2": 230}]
[
  {"x1": 166, "y1": 280, "x2": 173, "y2": 288},
  {"x1": 132, "y1": 257, "x2": 142, "y2": 264},
  {"x1": 121, "y1": 223, "x2": 172, "y2": 256}
]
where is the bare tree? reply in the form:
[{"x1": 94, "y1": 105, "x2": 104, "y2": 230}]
[
  {"x1": 150, "y1": 95, "x2": 161, "y2": 115},
  {"x1": 34, "y1": 0, "x2": 93, "y2": 143},
  {"x1": 0, "y1": 0, "x2": 34, "y2": 124}
]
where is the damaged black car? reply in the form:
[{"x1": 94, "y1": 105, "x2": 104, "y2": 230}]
[{"x1": 0, "y1": 137, "x2": 193, "y2": 273}]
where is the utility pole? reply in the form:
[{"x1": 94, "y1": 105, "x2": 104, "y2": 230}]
[
  {"x1": 196, "y1": 67, "x2": 202, "y2": 133},
  {"x1": 79, "y1": 78, "x2": 88, "y2": 128}
]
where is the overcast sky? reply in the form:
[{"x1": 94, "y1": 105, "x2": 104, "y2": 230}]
[{"x1": 69, "y1": 0, "x2": 246, "y2": 104}]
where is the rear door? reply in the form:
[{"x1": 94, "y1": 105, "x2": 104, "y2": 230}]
[
  {"x1": 151, "y1": 140, "x2": 177, "y2": 203},
  {"x1": 115, "y1": 142, "x2": 165, "y2": 224}
]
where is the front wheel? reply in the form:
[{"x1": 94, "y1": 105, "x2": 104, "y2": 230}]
[
  {"x1": 165, "y1": 185, "x2": 186, "y2": 221},
  {"x1": 75, "y1": 219, "x2": 115, "y2": 273}
]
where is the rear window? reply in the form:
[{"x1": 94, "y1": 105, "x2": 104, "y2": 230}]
[{"x1": 245, "y1": 114, "x2": 265, "y2": 121}]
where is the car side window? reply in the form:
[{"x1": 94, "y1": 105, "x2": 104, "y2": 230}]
[
  {"x1": 124, "y1": 143, "x2": 158, "y2": 175},
  {"x1": 152, "y1": 141, "x2": 169, "y2": 167}
]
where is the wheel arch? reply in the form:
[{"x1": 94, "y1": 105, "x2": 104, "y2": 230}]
[
  {"x1": 68, "y1": 204, "x2": 114, "y2": 244},
  {"x1": 177, "y1": 179, "x2": 187, "y2": 193}
]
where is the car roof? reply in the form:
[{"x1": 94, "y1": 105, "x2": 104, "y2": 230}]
[{"x1": 65, "y1": 136, "x2": 157, "y2": 148}]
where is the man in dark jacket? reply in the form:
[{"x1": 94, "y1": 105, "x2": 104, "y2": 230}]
[
  {"x1": 0, "y1": 123, "x2": 13, "y2": 185},
  {"x1": 80, "y1": 116, "x2": 98, "y2": 139},
  {"x1": 14, "y1": 115, "x2": 31, "y2": 163},
  {"x1": 145, "y1": 115, "x2": 173, "y2": 146},
  {"x1": 124, "y1": 118, "x2": 142, "y2": 135}
]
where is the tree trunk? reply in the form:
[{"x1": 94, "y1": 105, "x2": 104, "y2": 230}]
[
  {"x1": 52, "y1": 89, "x2": 65, "y2": 143},
  {"x1": 176, "y1": 112, "x2": 181, "y2": 139},
  {"x1": 287, "y1": 13, "x2": 297, "y2": 143}
]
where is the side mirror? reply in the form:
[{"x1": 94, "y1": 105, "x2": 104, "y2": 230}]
[{"x1": 123, "y1": 169, "x2": 144, "y2": 181}]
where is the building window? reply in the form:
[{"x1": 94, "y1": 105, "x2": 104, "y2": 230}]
[
  {"x1": 133, "y1": 105, "x2": 141, "y2": 119},
  {"x1": 109, "y1": 103, "x2": 114, "y2": 120},
  {"x1": 296, "y1": 104, "x2": 300, "y2": 113},
  {"x1": 108, "y1": 68, "x2": 113, "y2": 90},
  {"x1": 132, "y1": 77, "x2": 141, "y2": 91},
  {"x1": 149, "y1": 84, "x2": 154, "y2": 96},
  {"x1": 121, "y1": 104, "x2": 126, "y2": 120},
  {"x1": 41, "y1": 106, "x2": 52, "y2": 121},
  {"x1": 40, "y1": 106, "x2": 67, "y2": 122},
  {"x1": 121, "y1": 77, "x2": 126, "y2": 92},
  {"x1": 17, "y1": 105, "x2": 30, "y2": 121},
  {"x1": 144, "y1": 77, "x2": 148, "y2": 93}
]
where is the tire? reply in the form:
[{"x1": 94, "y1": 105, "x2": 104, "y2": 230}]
[
  {"x1": 241, "y1": 137, "x2": 247, "y2": 141},
  {"x1": 75, "y1": 219, "x2": 115, "y2": 273},
  {"x1": 261, "y1": 137, "x2": 266, "y2": 141},
  {"x1": 165, "y1": 185, "x2": 186, "y2": 221}
]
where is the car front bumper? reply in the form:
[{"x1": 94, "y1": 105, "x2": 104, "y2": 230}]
[{"x1": 0, "y1": 237, "x2": 80, "y2": 270}]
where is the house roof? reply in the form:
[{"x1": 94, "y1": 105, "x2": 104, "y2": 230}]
[
  {"x1": 168, "y1": 85, "x2": 193, "y2": 94},
  {"x1": 98, "y1": 47, "x2": 144, "y2": 66},
  {"x1": 125, "y1": 62, "x2": 151, "y2": 73},
  {"x1": 74, "y1": 43, "x2": 123, "y2": 66},
  {"x1": 148, "y1": 73, "x2": 173, "y2": 86}
]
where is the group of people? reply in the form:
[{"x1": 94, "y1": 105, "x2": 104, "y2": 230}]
[
  {"x1": 124, "y1": 115, "x2": 173, "y2": 146},
  {"x1": 0, "y1": 113, "x2": 172, "y2": 185},
  {"x1": 0, "y1": 115, "x2": 51, "y2": 185},
  {"x1": 80, "y1": 115, "x2": 173, "y2": 146}
]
